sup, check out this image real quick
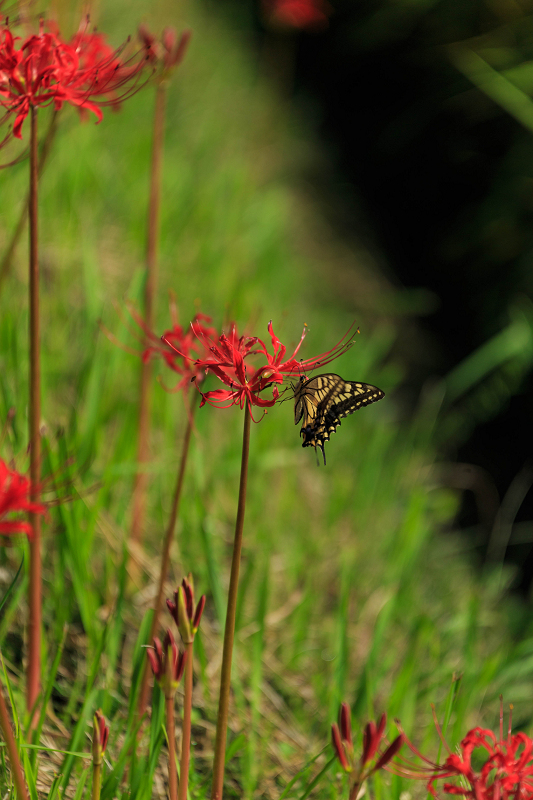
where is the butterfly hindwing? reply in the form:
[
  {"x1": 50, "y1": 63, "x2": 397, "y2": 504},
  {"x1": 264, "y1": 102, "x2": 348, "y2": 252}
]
[{"x1": 293, "y1": 373, "x2": 385, "y2": 464}]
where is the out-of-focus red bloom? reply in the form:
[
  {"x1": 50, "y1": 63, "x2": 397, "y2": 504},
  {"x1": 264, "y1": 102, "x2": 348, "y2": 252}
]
[
  {"x1": 0, "y1": 458, "x2": 45, "y2": 537},
  {"x1": 395, "y1": 703, "x2": 533, "y2": 800},
  {"x1": 181, "y1": 319, "x2": 358, "y2": 420},
  {"x1": 262, "y1": 0, "x2": 332, "y2": 31},
  {"x1": 332, "y1": 706, "x2": 403, "y2": 790},
  {"x1": 0, "y1": 18, "x2": 149, "y2": 142},
  {"x1": 65, "y1": 21, "x2": 149, "y2": 110},
  {"x1": 138, "y1": 24, "x2": 191, "y2": 79},
  {"x1": 167, "y1": 574, "x2": 206, "y2": 645},
  {"x1": 130, "y1": 300, "x2": 216, "y2": 392}
]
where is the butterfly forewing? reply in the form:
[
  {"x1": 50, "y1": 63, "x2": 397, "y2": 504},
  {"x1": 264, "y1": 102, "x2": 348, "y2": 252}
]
[{"x1": 293, "y1": 373, "x2": 385, "y2": 464}]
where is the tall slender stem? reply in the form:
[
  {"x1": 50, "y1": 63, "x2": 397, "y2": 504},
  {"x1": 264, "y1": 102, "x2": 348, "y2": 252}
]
[
  {"x1": 0, "y1": 668, "x2": 30, "y2": 800},
  {"x1": 91, "y1": 762, "x2": 102, "y2": 800},
  {"x1": 178, "y1": 640, "x2": 194, "y2": 800},
  {"x1": 131, "y1": 83, "x2": 167, "y2": 549},
  {"x1": 27, "y1": 104, "x2": 42, "y2": 720},
  {"x1": 349, "y1": 780, "x2": 361, "y2": 800},
  {"x1": 211, "y1": 404, "x2": 252, "y2": 800},
  {"x1": 137, "y1": 404, "x2": 195, "y2": 718},
  {"x1": 0, "y1": 109, "x2": 59, "y2": 292},
  {"x1": 166, "y1": 692, "x2": 178, "y2": 800}
]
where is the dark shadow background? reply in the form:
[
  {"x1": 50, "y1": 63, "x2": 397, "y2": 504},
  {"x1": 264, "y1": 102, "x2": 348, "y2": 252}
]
[{"x1": 223, "y1": 0, "x2": 533, "y2": 595}]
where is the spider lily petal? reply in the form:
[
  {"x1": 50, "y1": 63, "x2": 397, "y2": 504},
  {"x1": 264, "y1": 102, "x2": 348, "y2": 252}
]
[
  {"x1": 191, "y1": 320, "x2": 357, "y2": 419},
  {"x1": 392, "y1": 702, "x2": 533, "y2": 800},
  {"x1": 0, "y1": 458, "x2": 46, "y2": 537},
  {"x1": 0, "y1": 18, "x2": 151, "y2": 145}
]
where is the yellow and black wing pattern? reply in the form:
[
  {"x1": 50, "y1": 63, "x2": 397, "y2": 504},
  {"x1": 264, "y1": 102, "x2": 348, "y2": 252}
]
[{"x1": 293, "y1": 373, "x2": 385, "y2": 465}]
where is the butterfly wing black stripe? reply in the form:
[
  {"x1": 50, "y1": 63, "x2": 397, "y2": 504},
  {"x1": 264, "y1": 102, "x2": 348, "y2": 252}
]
[{"x1": 293, "y1": 373, "x2": 385, "y2": 463}]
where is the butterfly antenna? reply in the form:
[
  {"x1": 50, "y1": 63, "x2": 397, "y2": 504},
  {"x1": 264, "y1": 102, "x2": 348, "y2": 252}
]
[{"x1": 277, "y1": 386, "x2": 296, "y2": 405}]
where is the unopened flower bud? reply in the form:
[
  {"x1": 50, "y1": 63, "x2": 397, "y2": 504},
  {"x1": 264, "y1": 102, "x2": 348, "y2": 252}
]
[
  {"x1": 167, "y1": 575, "x2": 206, "y2": 644},
  {"x1": 332, "y1": 722, "x2": 352, "y2": 772},
  {"x1": 92, "y1": 710, "x2": 109, "y2": 766},
  {"x1": 147, "y1": 629, "x2": 186, "y2": 697},
  {"x1": 362, "y1": 713, "x2": 386, "y2": 766}
]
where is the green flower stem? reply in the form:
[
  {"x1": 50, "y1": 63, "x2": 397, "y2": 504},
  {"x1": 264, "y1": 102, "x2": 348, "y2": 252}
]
[
  {"x1": 0, "y1": 670, "x2": 30, "y2": 800},
  {"x1": 137, "y1": 404, "x2": 195, "y2": 718},
  {"x1": 178, "y1": 640, "x2": 194, "y2": 800},
  {"x1": 28, "y1": 104, "x2": 42, "y2": 722},
  {"x1": 166, "y1": 691, "x2": 178, "y2": 800},
  {"x1": 210, "y1": 403, "x2": 251, "y2": 800},
  {"x1": 130, "y1": 82, "x2": 166, "y2": 551},
  {"x1": 0, "y1": 109, "x2": 58, "y2": 291},
  {"x1": 91, "y1": 761, "x2": 102, "y2": 800}
]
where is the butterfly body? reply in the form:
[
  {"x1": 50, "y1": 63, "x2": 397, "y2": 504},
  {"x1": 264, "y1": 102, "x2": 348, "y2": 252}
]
[{"x1": 293, "y1": 373, "x2": 385, "y2": 464}]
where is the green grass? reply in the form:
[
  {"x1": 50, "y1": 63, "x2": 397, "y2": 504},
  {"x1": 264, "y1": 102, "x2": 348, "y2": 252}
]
[{"x1": 0, "y1": 1, "x2": 533, "y2": 798}]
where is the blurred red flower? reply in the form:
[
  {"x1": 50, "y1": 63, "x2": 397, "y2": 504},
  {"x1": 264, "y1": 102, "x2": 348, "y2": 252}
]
[
  {"x1": 0, "y1": 18, "x2": 149, "y2": 142},
  {"x1": 185, "y1": 319, "x2": 358, "y2": 419},
  {"x1": 262, "y1": 0, "x2": 332, "y2": 31},
  {"x1": 133, "y1": 302, "x2": 216, "y2": 392},
  {"x1": 138, "y1": 24, "x2": 191, "y2": 78},
  {"x1": 0, "y1": 458, "x2": 45, "y2": 537},
  {"x1": 396, "y1": 704, "x2": 533, "y2": 800}
]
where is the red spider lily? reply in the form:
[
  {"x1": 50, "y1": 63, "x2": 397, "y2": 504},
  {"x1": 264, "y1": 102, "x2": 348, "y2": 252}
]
[
  {"x1": 167, "y1": 574, "x2": 206, "y2": 645},
  {"x1": 262, "y1": 0, "x2": 332, "y2": 31},
  {"x1": 183, "y1": 319, "x2": 359, "y2": 419},
  {"x1": 394, "y1": 703, "x2": 533, "y2": 800},
  {"x1": 131, "y1": 301, "x2": 216, "y2": 392},
  {"x1": 146, "y1": 629, "x2": 187, "y2": 694},
  {"x1": 64, "y1": 21, "x2": 149, "y2": 110},
  {"x1": 332, "y1": 706, "x2": 403, "y2": 788},
  {"x1": 138, "y1": 24, "x2": 191, "y2": 78},
  {"x1": 0, "y1": 18, "x2": 149, "y2": 142},
  {"x1": 0, "y1": 458, "x2": 46, "y2": 537}
]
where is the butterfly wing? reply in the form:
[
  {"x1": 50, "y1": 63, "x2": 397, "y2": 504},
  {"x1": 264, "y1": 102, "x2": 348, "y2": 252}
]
[{"x1": 294, "y1": 374, "x2": 385, "y2": 464}]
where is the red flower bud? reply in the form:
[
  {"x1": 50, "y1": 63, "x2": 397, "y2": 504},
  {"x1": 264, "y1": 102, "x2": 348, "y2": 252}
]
[
  {"x1": 92, "y1": 710, "x2": 109, "y2": 765},
  {"x1": 362, "y1": 713, "x2": 387, "y2": 765},
  {"x1": 373, "y1": 734, "x2": 403, "y2": 772},
  {"x1": 340, "y1": 702, "x2": 352, "y2": 745},
  {"x1": 167, "y1": 575, "x2": 205, "y2": 643},
  {"x1": 147, "y1": 629, "x2": 186, "y2": 696},
  {"x1": 332, "y1": 723, "x2": 351, "y2": 772}
]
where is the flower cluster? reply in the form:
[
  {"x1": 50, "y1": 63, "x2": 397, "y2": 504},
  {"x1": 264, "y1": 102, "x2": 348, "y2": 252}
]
[
  {"x1": 332, "y1": 704, "x2": 403, "y2": 795},
  {"x1": 0, "y1": 17, "x2": 150, "y2": 142},
  {"x1": 185, "y1": 320, "x2": 358, "y2": 420},
  {"x1": 135, "y1": 303, "x2": 216, "y2": 392},
  {"x1": 262, "y1": 0, "x2": 332, "y2": 31},
  {"x1": 147, "y1": 628, "x2": 187, "y2": 697},
  {"x1": 0, "y1": 458, "x2": 46, "y2": 537},
  {"x1": 147, "y1": 575, "x2": 205, "y2": 696},
  {"x1": 396, "y1": 704, "x2": 533, "y2": 800},
  {"x1": 138, "y1": 25, "x2": 191, "y2": 81}
]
